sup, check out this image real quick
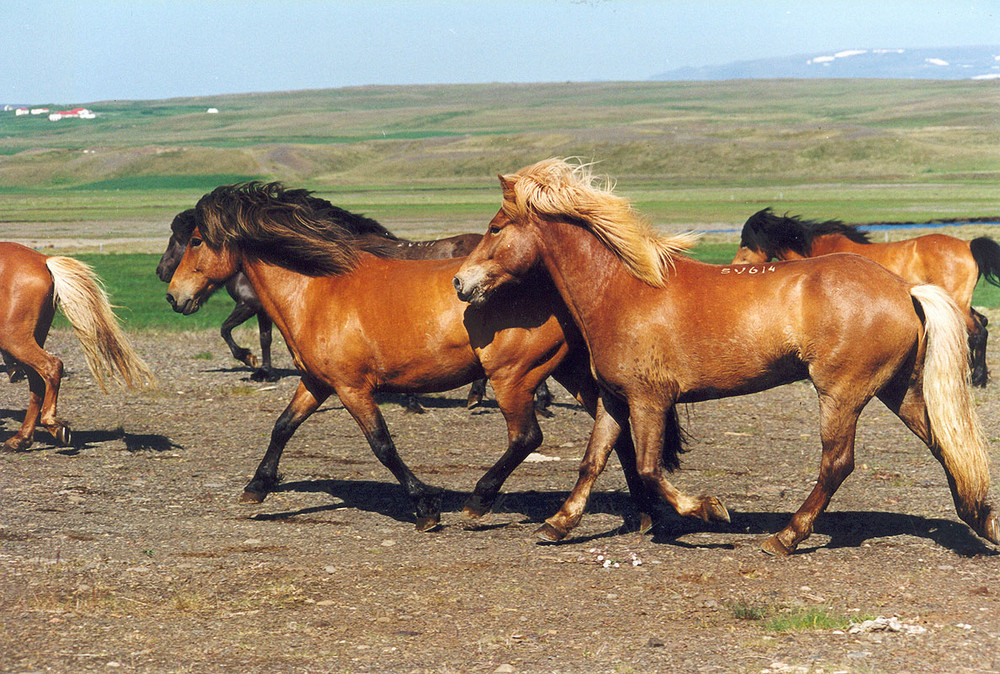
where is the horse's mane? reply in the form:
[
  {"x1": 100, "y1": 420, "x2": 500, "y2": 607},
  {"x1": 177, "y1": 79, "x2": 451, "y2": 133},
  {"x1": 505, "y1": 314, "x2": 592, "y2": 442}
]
[
  {"x1": 195, "y1": 181, "x2": 394, "y2": 276},
  {"x1": 502, "y1": 158, "x2": 699, "y2": 287},
  {"x1": 740, "y1": 208, "x2": 870, "y2": 256}
]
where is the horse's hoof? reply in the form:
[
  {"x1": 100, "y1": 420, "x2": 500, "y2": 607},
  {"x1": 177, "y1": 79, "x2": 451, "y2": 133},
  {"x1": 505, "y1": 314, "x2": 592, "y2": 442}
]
[
  {"x1": 535, "y1": 406, "x2": 554, "y2": 419},
  {"x1": 53, "y1": 425, "x2": 72, "y2": 446},
  {"x1": 462, "y1": 493, "x2": 493, "y2": 519},
  {"x1": 414, "y1": 513, "x2": 441, "y2": 532},
  {"x1": 979, "y1": 511, "x2": 1000, "y2": 545},
  {"x1": 240, "y1": 489, "x2": 267, "y2": 504},
  {"x1": 466, "y1": 394, "x2": 484, "y2": 409},
  {"x1": 761, "y1": 534, "x2": 793, "y2": 556},
  {"x1": 2, "y1": 436, "x2": 29, "y2": 452},
  {"x1": 403, "y1": 396, "x2": 426, "y2": 415},
  {"x1": 243, "y1": 353, "x2": 260, "y2": 368},
  {"x1": 535, "y1": 521, "x2": 568, "y2": 542},
  {"x1": 638, "y1": 512, "x2": 654, "y2": 535},
  {"x1": 703, "y1": 497, "x2": 731, "y2": 524}
]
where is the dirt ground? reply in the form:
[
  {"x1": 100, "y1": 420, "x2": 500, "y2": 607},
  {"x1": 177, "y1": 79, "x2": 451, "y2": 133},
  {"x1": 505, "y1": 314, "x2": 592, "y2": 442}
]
[{"x1": 3, "y1": 323, "x2": 1000, "y2": 673}]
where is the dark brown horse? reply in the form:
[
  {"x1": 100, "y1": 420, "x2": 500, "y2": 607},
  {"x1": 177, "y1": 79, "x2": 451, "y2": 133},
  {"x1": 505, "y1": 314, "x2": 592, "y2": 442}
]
[
  {"x1": 164, "y1": 182, "x2": 655, "y2": 531},
  {"x1": 1, "y1": 242, "x2": 154, "y2": 450},
  {"x1": 454, "y1": 158, "x2": 998, "y2": 554},
  {"x1": 156, "y1": 189, "x2": 546, "y2": 411},
  {"x1": 732, "y1": 208, "x2": 1000, "y2": 386}
]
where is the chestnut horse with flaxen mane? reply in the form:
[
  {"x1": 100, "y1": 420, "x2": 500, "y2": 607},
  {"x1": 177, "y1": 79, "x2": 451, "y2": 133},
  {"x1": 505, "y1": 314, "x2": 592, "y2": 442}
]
[
  {"x1": 165, "y1": 182, "x2": 658, "y2": 531},
  {"x1": 453, "y1": 158, "x2": 998, "y2": 555},
  {"x1": 732, "y1": 208, "x2": 1000, "y2": 386},
  {"x1": 1, "y1": 242, "x2": 154, "y2": 451}
]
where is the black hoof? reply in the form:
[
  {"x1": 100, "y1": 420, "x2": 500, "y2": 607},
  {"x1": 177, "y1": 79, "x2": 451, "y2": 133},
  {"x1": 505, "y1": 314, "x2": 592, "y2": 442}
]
[{"x1": 462, "y1": 492, "x2": 495, "y2": 519}]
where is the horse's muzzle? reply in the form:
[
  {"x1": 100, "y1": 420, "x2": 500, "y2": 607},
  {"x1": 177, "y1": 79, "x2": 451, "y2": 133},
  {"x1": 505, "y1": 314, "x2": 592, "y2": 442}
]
[
  {"x1": 165, "y1": 292, "x2": 199, "y2": 316},
  {"x1": 453, "y1": 274, "x2": 485, "y2": 305}
]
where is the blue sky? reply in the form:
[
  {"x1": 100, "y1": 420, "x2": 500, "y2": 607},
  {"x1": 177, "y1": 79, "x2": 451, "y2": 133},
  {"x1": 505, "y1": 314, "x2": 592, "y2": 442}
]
[{"x1": 2, "y1": 1, "x2": 997, "y2": 104}]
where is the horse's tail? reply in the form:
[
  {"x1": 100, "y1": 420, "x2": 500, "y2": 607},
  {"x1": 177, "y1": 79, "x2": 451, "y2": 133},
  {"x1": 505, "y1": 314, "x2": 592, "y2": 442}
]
[
  {"x1": 46, "y1": 256, "x2": 156, "y2": 392},
  {"x1": 911, "y1": 283, "x2": 994, "y2": 537},
  {"x1": 969, "y1": 237, "x2": 1000, "y2": 287}
]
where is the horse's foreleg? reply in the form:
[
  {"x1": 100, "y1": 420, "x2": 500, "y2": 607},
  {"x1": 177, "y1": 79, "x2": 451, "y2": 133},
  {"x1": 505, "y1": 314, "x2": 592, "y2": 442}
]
[
  {"x1": 764, "y1": 398, "x2": 859, "y2": 556},
  {"x1": 630, "y1": 402, "x2": 729, "y2": 526},
  {"x1": 250, "y1": 313, "x2": 279, "y2": 382},
  {"x1": 463, "y1": 385, "x2": 542, "y2": 519},
  {"x1": 537, "y1": 391, "x2": 626, "y2": 541},
  {"x1": 220, "y1": 301, "x2": 260, "y2": 369},
  {"x1": 241, "y1": 378, "x2": 329, "y2": 503},
  {"x1": 534, "y1": 378, "x2": 554, "y2": 418},
  {"x1": 337, "y1": 387, "x2": 443, "y2": 531}
]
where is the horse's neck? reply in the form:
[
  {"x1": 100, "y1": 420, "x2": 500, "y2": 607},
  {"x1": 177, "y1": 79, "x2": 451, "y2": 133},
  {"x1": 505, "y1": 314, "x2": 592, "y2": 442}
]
[
  {"x1": 538, "y1": 221, "x2": 639, "y2": 343},
  {"x1": 809, "y1": 234, "x2": 862, "y2": 256},
  {"x1": 239, "y1": 260, "x2": 325, "y2": 355}
]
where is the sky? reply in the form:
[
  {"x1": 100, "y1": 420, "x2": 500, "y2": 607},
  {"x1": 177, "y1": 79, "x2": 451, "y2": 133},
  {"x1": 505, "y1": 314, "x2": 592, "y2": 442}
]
[{"x1": 2, "y1": 0, "x2": 998, "y2": 104}]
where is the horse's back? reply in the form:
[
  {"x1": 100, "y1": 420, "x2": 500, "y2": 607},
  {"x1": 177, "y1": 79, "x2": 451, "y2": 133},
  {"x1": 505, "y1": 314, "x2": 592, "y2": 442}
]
[{"x1": 0, "y1": 242, "x2": 55, "y2": 345}]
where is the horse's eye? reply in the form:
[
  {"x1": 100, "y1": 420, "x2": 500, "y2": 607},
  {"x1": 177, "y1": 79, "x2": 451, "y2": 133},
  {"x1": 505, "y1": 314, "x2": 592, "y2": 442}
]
[
  {"x1": 489, "y1": 226, "x2": 501, "y2": 235},
  {"x1": 191, "y1": 238, "x2": 203, "y2": 248}
]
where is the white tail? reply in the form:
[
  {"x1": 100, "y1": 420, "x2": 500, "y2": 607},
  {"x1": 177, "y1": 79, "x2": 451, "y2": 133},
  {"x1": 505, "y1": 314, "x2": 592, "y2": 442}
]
[
  {"x1": 46, "y1": 256, "x2": 155, "y2": 391},
  {"x1": 911, "y1": 284, "x2": 991, "y2": 520}
]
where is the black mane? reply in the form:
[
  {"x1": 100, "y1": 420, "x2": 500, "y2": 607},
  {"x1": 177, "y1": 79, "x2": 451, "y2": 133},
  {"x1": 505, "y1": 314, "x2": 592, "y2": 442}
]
[
  {"x1": 172, "y1": 183, "x2": 397, "y2": 243},
  {"x1": 739, "y1": 208, "x2": 870, "y2": 257}
]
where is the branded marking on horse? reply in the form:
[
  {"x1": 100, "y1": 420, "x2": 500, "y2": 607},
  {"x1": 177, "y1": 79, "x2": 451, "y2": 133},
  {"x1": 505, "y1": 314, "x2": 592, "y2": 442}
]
[{"x1": 720, "y1": 265, "x2": 777, "y2": 275}]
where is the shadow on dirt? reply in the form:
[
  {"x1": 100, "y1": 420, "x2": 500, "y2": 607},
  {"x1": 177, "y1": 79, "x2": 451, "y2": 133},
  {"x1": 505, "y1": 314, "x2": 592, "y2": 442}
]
[{"x1": 247, "y1": 476, "x2": 998, "y2": 556}]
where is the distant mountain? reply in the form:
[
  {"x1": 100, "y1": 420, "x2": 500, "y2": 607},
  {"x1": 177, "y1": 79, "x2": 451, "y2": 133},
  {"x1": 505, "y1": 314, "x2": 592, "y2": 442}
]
[{"x1": 652, "y1": 46, "x2": 1000, "y2": 81}]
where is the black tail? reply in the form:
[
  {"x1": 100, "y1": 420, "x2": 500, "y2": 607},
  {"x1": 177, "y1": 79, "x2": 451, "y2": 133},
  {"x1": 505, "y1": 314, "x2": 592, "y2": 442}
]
[{"x1": 970, "y1": 237, "x2": 1000, "y2": 287}]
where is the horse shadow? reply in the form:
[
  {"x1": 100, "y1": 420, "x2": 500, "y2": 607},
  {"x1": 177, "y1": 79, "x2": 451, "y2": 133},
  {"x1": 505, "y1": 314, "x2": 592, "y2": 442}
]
[
  {"x1": 0, "y1": 417, "x2": 181, "y2": 456},
  {"x1": 253, "y1": 477, "x2": 998, "y2": 556}
]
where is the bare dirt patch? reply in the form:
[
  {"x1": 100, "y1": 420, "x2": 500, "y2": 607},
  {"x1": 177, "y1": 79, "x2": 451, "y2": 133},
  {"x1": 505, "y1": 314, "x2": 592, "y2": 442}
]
[{"x1": 2, "y1": 326, "x2": 1000, "y2": 673}]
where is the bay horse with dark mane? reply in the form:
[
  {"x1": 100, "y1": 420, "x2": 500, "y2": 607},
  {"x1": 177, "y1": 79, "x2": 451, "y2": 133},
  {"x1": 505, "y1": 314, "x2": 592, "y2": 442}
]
[
  {"x1": 454, "y1": 158, "x2": 998, "y2": 554},
  {"x1": 156, "y1": 188, "x2": 542, "y2": 411},
  {"x1": 732, "y1": 208, "x2": 1000, "y2": 386},
  {"x1": 164, "y1": 182, "x2": 656, "y2": 531},
  {"x1": 1, "y1": 242, "x2": 154, "y2": 450}
]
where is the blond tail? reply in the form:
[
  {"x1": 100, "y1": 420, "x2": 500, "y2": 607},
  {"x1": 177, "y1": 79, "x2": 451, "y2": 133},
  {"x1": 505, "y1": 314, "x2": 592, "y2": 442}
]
[
  {"x1": 911, "y1": 284, "x2": 992, "y2": 530},
  {"x1": 46, "y1": 256, "x2": 155, "y2": 392}
]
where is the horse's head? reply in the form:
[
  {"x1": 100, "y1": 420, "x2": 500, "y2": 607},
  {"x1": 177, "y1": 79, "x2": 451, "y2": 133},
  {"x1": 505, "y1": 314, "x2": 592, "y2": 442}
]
[
  {"x1": 731, "y1": 209, "x2": 778, "y2": 264},
  {"x1": 165, "y1": 224, "x2": 239, "y2": 315},
  {"x1": 156, "y1": 210, "x2": 198, "y2": 282},
  {"x1": 454, "y1": 174, "x2": 543, "y2": 306}
]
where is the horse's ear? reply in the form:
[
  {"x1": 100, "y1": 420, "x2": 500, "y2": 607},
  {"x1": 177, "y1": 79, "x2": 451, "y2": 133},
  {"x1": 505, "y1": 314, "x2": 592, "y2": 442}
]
[{"x1": 498, "y1": 174, "x2": 517, "y2": 200}]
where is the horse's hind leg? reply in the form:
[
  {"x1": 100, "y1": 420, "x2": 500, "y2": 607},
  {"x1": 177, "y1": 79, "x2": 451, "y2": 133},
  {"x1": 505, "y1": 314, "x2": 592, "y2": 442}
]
[
  {"x1": 969, "y1": 309, "x2": 989, "y2": 387},
  {"x1": 2, "y1": 343, "x2": 67, "y2": 450},
  {"x1": 878, "y1": 378, "x2": 999, "y2": 544},
  {"x1": 242, "y1": 377, "x2": 330, "y2": 502},
  {"x1": 337, "y1": 386, "x2": 443, "y2": 531},
  {"x1": 463, "y1": 382, "x2": 542, "y2": 519},
  {"x1": 763, "y1": 397, "x2": 861, "y2": 556}
]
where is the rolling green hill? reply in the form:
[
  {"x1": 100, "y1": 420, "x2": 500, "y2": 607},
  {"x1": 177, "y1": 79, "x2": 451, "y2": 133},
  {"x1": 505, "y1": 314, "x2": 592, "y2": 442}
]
[{"x1": 2, "y1": 80, "x2": 999, "y2": 239}]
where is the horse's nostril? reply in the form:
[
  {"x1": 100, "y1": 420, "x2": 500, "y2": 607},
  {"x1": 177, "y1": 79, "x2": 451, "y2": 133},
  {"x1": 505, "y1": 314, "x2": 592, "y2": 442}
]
[
  {"x1": 165, "y1": 293, "x2": 176, "y2": 308},
  {"x1": 452, "y1": 276, "x2": 462, "y2": 291}
]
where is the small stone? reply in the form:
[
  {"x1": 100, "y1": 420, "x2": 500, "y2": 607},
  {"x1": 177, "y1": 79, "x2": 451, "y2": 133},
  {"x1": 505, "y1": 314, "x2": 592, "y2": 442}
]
[{"x1": 494, "y1": 665, "x2": 516, "y2": 673}]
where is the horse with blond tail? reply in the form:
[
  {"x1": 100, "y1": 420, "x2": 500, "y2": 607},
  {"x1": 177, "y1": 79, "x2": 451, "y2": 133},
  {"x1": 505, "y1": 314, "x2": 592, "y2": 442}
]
[
  {"x1": 454, "y1": 158, "x2": 998, "y2": 554},
  {"x1": 1, "y1": 242, "x2": 154, "y2": 450}
]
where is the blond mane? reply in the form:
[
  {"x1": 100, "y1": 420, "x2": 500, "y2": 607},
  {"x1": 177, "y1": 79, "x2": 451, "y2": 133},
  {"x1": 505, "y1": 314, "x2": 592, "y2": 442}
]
[{"x1": 502, "y1": 158, "x2": 700, "y2": 286}]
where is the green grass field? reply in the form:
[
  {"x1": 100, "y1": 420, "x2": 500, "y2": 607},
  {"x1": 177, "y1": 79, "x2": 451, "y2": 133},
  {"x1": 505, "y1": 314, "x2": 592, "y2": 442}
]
[
  {"x1": 2, "y1": 80, "x2": 998, "y2": 236},
  {"x1": 53, "y1": 242, "x2": 1000, "y2": 334}
]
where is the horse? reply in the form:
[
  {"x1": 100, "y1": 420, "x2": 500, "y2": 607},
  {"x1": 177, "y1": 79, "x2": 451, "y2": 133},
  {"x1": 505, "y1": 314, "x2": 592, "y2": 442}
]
[
  {"x1": 164, "y1": 181, "x2": 656, "y2": 531},
  {"x1": 453, "y1": 158, "x2": 998, "y2": 555},
  {"x1": 0, "y1": 242, "x2": 154, "y2": 451},
  {"x1": 156, "y1": 197, "x2": 549, "y2": 411},
  {"x1": 732, "y1": 208, "x2": 1000, "y2": 387}
]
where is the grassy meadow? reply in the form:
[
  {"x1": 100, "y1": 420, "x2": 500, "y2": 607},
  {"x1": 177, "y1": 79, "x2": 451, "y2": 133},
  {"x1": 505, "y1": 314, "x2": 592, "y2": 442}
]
[{"x1": 4, "y1": 79, "x2": 1000, "y2": 324}]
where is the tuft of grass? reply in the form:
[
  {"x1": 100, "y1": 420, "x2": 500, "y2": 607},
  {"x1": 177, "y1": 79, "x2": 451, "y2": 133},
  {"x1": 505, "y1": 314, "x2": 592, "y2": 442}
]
[
  {"x1": 763, "y1": 606, "x2": 855, "y2": 633},
  {"x1": 192, "y1": 352, "x2": 214, "y2": 360}
]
